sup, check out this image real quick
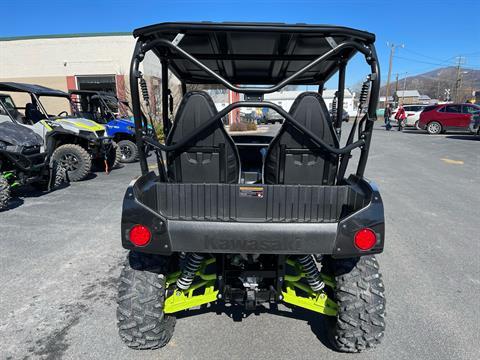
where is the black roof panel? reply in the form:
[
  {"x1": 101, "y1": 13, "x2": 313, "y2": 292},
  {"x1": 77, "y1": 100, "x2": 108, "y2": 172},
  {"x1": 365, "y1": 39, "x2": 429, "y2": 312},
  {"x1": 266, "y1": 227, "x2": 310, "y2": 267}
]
[
  {"x1": 133, "y1": 22, "x2": 376, "y2": 85},
  {"x1": 0, "y1": 82, "x2": 68, "y2": 97}
]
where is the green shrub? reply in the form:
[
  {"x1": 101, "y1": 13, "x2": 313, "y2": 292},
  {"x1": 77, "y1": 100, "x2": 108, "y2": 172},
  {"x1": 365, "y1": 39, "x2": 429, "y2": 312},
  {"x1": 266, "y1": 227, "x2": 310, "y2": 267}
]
[
  {"x1": 229, "y1": 121, "x2": 257, "y2": 132},
  {"x1": 153, "y1": 121, "x2": 165, "y2": 142},
  {"x1": 229, "y1": 122, "x2": 248, "y2": 131}
]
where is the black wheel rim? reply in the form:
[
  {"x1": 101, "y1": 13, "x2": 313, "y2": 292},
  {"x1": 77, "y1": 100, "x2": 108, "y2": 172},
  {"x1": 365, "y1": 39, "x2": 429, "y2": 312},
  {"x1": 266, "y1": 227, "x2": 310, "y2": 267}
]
[
  {"x1": 60, "y1": 153, "x2": 79, "y2": 171},
  {"x1": 120, "y1": 145, "x2": 132, "y2": 160}
]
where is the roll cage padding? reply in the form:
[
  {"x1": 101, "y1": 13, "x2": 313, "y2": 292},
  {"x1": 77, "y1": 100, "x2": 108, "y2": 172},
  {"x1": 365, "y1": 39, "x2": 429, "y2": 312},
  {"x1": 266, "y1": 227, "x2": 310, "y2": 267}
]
[
  {"x1": 264, "y1": 92, "x2": 339, "y2": 185},
  {"x1": 166, "y1": 91, "x2": 240, "y2": 183}
]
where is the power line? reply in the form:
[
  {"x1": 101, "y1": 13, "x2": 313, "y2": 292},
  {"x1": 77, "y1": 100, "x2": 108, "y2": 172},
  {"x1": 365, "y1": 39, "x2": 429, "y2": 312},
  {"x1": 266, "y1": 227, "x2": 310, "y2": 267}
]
[
  {"x1": 402, "y1": 48, "x2": 456, "y2": 64},
  {"x1": 395, "y1": 55, "x2": 480, "y2": 69},
  {"x1": 394, "y1": 55, "x2": 455, "y2": 67}
]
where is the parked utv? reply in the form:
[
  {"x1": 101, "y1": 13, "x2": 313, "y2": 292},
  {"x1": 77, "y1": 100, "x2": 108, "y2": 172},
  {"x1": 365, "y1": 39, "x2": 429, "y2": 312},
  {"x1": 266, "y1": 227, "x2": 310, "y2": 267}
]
[
  {"x1": 0, "y1": 101, "x2": 64, "y2": 210},
  {"x1": 0, "y1": 83, "x2": 120, "y2": 181},
  {"x1": 69, "y1": 90, "x2": 142, "y2": 163},
  {"x1": 118, "y1": 22, "x2": 385, "y2": 353}
]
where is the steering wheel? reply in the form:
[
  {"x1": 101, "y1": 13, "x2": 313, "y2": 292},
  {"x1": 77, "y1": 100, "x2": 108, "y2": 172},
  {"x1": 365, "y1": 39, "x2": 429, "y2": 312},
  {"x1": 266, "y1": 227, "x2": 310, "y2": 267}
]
[{"x1": 57, "y1": 111, "x2": 69, "y2": 117}]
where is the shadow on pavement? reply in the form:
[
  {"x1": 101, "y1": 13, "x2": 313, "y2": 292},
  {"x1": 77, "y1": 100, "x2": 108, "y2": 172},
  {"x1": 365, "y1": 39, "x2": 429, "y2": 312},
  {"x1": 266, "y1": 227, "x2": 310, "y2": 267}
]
[
  {"x1": 446, "y1": 135, "x2": 480, "y2": 141},
  {"x1": 1, "y1": 197, "x2": 24, "y2": 212},
  {"x1": 174, "y1": 302, "x2": 338, "y2": 352},
  {"x1": 399, "y1": 129, "x2": 427, "y2": 135},
  {"x1": 1, "y1": 181, "x2": 71, "y2": 212}
]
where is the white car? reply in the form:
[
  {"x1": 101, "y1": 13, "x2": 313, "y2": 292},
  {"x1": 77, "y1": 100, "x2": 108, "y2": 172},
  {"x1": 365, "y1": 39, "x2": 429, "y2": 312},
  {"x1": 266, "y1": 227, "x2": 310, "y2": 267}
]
[{"x1": 390, "y1": 104, "x2": 426, "y2": 127}]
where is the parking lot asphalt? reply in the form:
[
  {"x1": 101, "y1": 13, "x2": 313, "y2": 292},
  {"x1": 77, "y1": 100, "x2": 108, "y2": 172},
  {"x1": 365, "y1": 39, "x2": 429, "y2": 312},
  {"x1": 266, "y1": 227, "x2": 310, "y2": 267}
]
[{"x1": 0, "y1": 123, "x2": 479, "y2": 360}]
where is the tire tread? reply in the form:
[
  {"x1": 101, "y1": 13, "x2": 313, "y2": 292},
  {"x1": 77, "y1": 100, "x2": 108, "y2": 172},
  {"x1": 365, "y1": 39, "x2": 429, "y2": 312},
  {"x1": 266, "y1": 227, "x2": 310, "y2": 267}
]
[
  {"x1": 116, "y1": 251, "x2": 175, "y2": 350},
  {"x1": 328, "y1": 256, "x2": 386, "y2": 353}
]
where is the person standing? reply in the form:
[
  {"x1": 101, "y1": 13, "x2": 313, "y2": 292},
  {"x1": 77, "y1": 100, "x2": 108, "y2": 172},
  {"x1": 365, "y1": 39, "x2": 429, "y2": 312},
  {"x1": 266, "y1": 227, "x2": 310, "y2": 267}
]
[
  {"x1": 395, "y1": 103, "x2": 406, "y2": 131},
  {"x1": 384, "y1": 104, "x2": 392, "y2": 131}
]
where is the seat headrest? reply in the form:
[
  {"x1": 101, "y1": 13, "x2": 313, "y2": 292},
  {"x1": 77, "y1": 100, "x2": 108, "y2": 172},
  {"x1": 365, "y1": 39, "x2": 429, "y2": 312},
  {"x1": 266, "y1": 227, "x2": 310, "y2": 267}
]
[
  {"x1": 167, "y1": 91, "x2": 218, "y2": 143},
  {"x1": 288, "y1": 92, "x2": 338, "y2": 147}
]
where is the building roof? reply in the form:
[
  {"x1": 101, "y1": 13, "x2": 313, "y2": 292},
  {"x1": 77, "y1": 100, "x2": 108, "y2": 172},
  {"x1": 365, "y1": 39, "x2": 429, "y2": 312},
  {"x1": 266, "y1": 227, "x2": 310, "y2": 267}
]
[
  {"x1": 0, "y1": 82, "x2": 68, "y2": 97},
  {"x1": 379, "y1": 96, "x2": 394, "y2": 102},
  {"x1": 133, "y1": 22, "x2": 376, "y2": 85},
  {"x1": 322, "y1": 89, "x2": 354, "y2": 98},
  {"x1": 396, "y1": 90, "x2": 420, "y2": 98},
  {"x1": 0, "y1": 32, "x2": 130, "y2": 42}
]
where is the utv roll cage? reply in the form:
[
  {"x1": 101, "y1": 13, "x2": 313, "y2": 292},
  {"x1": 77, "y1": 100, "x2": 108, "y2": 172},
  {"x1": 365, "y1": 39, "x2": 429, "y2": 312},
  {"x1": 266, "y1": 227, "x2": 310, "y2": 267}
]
[
  {"x1": 0, "y1": 82, "x2": 72, "y2": 121},
  {"x1": 129, "y1": 22, "x2": 380, "y2": 180},
  {"x1": 69, "y1": 90, "x2": 130, "y2": 122}
]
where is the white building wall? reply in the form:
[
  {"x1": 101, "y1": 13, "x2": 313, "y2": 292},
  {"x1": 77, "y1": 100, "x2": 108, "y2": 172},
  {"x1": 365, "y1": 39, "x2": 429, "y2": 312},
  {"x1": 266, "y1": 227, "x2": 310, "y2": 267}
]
[
  {"x1": 0, "y1": 35, "x2": 135, "y2": 79},
  {"x1": 215, "y1": 89, "x2": 358, "y2": 119}
]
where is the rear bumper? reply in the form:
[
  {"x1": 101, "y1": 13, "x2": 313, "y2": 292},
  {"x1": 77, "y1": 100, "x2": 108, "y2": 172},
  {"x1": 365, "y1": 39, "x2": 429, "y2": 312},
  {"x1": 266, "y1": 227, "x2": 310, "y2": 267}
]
[
  {"x1": 469, "y1": 120, "x2": 479, "y2": 134},
  {"x1": 121, "y1": 173, "x2": 385, "y2": 258}
]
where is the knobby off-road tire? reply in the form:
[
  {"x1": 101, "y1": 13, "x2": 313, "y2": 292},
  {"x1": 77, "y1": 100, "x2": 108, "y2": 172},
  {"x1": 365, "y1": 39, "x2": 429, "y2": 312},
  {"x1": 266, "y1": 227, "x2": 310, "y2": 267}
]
[
  {"x1": 103, "y1": 141, "x2": 122, "y2": 170},
  {"x1": 327, "y1": 256, "x2": 386, "y2": 353},
  {"x1": 118, "y1": 139, "x2": 138, "y2": 163},
  {"x1": 53, "y1": 160, "x2": 68, "y2": 188},
  {"x1": 31, "y1": 160, "x2": 67, "y2": 191},
  {"x1": 0, "y1": 175, "x2": 11, "y2": 211},
  {"x1": 117, "y1": 251, "x2": 176, "y2": 350},
  {"x1": 52, "y1": 144, "x2": 92, "y2": 182}
]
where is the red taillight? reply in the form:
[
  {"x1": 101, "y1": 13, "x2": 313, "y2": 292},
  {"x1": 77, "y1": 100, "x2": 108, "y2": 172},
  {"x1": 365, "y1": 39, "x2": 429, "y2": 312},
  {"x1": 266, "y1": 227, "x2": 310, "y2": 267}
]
[
  {"x1": 354, "y1": 228, "x2": 377, "y2": 251},
  {"x1": 129, "y1": 225, "x2": 151, "y2": 247}
]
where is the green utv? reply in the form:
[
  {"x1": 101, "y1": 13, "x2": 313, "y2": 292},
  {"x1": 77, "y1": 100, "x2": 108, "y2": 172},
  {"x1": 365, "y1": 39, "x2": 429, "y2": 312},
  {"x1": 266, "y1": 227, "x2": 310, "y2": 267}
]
[
  {"x1": 0, "y1": 83, "x2": 120, "y2": 182},
  {"x1": 118, "y1": 22, "x2": 386, "y2": 353}
]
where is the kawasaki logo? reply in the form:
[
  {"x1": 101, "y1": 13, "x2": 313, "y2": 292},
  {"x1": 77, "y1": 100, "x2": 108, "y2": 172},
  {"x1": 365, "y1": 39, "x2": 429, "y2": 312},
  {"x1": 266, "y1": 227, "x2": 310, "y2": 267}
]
[{"x1": 204, "y1": 238, "x2": 301, "y2": 251}]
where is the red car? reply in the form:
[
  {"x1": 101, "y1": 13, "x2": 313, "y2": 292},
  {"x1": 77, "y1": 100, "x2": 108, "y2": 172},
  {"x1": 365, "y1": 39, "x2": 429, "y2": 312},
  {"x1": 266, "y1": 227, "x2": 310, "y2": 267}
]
[{"x1": 418, "y1": 103, "x2": 480, "y2": 134}]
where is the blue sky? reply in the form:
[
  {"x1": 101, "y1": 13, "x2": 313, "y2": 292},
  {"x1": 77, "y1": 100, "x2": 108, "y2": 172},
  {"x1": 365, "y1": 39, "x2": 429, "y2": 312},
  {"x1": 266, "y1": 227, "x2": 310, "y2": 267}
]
[{"x1": 1, "y1": 0, "x2": 479, "y2": 87}]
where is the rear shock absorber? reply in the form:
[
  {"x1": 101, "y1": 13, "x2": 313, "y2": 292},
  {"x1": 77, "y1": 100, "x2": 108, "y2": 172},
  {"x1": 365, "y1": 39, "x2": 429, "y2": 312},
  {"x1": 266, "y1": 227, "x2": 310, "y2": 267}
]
[
  {"x1": 176, "y1": 253, "x2": 204, "y2": 290},
  {"x1": 297, "y1": 255, "x2": 325, "y2": 292},
  {"x1": 358, "y1": 77, "x2": 371, "y2": 111},
  {"x1": 139, "y1": 77, "x2": 150, "y2": 107},
  {"x1": 331, "y1": 94, "x2": 338, "y2": 122}
]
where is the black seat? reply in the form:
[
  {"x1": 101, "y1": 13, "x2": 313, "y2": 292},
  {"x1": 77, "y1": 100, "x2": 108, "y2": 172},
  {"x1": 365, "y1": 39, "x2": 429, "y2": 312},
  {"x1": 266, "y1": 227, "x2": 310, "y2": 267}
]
[
  {"x1": 25, "y1": 103, "x2": 46, "y2": 124},
  {"x1": 166, "y1": 91, "x2": 240, "y2": 183},
  {"x1": 263, "y1": 92, "x2": 339, "y2": 185}
]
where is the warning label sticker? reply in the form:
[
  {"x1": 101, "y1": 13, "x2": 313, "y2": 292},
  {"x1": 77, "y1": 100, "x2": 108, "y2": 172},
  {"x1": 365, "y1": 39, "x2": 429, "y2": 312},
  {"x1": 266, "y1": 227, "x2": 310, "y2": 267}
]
[{"x1": 239, "y1": 186, "x2": 264, "y2": 198}]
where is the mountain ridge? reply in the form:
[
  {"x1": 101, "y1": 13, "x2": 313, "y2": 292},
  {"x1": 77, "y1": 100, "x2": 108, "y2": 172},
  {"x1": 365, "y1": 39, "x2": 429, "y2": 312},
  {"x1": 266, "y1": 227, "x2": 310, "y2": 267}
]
[{"x1": 380, "y1": 66, "x2": 480, "y2": 100}]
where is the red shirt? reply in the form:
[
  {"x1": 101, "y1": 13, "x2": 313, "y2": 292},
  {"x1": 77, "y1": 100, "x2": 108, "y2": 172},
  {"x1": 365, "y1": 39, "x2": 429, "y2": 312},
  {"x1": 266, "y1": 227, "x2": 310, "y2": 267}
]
[{"x1": 395, "y1": 107, "x2": 406, "y2": 120}]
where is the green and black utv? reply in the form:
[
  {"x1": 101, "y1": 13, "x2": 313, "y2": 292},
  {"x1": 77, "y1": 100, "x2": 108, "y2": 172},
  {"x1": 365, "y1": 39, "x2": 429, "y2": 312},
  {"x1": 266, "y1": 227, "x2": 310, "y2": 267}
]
[
  {"x1": 0, "y1": 100, "x2": 64, "y2": 210},
  {"x1": 117, "y1": 22, "x2": 385, "y2": 353}
]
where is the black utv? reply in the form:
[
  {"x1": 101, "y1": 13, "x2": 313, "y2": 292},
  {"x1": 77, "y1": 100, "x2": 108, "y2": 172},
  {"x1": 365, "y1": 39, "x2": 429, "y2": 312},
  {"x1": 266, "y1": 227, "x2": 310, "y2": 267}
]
[
  {"x1": 117, "y1": 22, "x2": 385, "y2": 353},
  {"x1": 0, "y1": 102, "x2": 64, "y2": 210}
]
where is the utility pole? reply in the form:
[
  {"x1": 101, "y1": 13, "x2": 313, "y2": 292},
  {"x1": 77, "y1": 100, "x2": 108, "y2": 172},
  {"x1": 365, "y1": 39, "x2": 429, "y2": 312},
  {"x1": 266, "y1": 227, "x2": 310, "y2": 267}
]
[
  {"x1": 394, "y1": 72, "x2": 407, "y2": 105},
  {"x1": 402, "y1": 72, "x2": 408, "y2": 104},
  {"x1": 384, "y1": 42, "x2": 404, "y2": 108},
  {"x1": 453, "y1": 56, "x2": 465, "y2": 102}
]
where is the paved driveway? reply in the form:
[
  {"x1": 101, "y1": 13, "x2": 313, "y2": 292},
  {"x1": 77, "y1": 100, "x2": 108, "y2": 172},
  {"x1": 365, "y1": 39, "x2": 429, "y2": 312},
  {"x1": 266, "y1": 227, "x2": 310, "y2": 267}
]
[{"x1": 0, "y1": 124, "x2": 479, "y2": 360}]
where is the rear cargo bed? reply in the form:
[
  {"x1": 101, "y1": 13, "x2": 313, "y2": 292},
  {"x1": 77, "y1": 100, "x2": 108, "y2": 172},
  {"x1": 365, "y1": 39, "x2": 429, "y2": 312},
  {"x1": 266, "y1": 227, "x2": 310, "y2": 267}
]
[
  {"x1": 138, "y1": 182, "x2": 367, "y2": 223},
  {"x1": 123, "y1": 172, "x2": 384, "y2": 256}
]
